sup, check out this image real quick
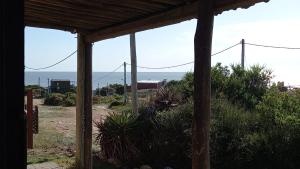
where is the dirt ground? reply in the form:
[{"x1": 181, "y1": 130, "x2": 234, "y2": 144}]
[{"x1": 27, "y1": 99, "x2": 113, "y2": 167}]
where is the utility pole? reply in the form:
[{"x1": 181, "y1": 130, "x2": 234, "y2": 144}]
[
  {"x1": 106, "y1": 82, "x2": 109, "y2": 96},
  {"x1": 130, "y1": 33, "x2": 138, "y2": 114},
  {"x1": 123, "y1": 62, "x2": 127, "y2": 104},
  {"x1": 47, "y1": 78, "x2": 50, "y2": 94},
  {"x1": 241, "y1": 39, "x2": 245, "y2": 68},
  {"x1": 38, "y1": 77, "x2": 41, "y2": 97},
  {"x1": 97, "y1": 83, "x2": 100, "y2": 96}
]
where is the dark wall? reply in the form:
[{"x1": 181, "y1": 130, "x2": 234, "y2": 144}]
[
  {"x1": 0, "y1": 1, "x2": 26, "y2": 169},
  {"x1": 50, "y1": 80, "x2": 71, "y2": 93}
]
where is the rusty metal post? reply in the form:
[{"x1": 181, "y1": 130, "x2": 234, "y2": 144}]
[
  {"x1": 33, "y1": 106, "x2": 39, "y2": 134},
  {"x1": 27, "y1": 90, "x2": 33, "y2": 149}
]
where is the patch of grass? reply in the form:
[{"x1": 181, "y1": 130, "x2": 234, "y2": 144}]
[
  {"x1": 33, "y1": 128, "x2": 74, "y2": 149},
  {"x1": 27, "y1": 153, "x2": 69, "y2": 165},
  {"x1": 55, "y1": 157, "x2": 75, "y2": 168},
  {"x1": 63, "y1": 157, "x2": 117, "y2": 169},
  {"x1": 41, "y1": 106, "x2": 73, "y2": 118},
  {"x1": 110, "y1": 103, "x2": 132, "y2": 112}
]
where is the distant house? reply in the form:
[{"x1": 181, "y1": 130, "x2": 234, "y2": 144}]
[
  {"x1": 136, "y1": 79, "x2": 167, "y2": 90},
  {"x1": 50, "y1": 79, "x2": 71, "y2": 93}
]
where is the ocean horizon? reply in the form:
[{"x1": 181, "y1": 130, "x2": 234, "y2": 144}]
[{"x1": 25, "y1": 71, "x2": 187, "y2": 89}]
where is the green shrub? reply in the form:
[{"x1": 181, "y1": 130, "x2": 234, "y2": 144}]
[
  {"x1": 25, "y1": 85, "x2": 47, "y2": 98},
  {"x1": 64, "y1": 92, "x2": 76, "y2": 106},
  {"x1": 44, "y1": 93, "x2": 65, "y2": 106},
  {"x1": 44, "y1": 92, "x2": 76, "y2": 106},
  {"x1": 95, "y1": 112, "x2": 139, "y2": 164},
  {"x1": 108, "y1": 100, "x2": 122, "y2": 108},
  {"x1": 94, "y1": 65, "x2": 300, "y2": 169},
  {"x1": 93, "y1": 96, "x2": 101, "y2": 105}
]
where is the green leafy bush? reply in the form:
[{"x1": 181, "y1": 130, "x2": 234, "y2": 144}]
[
  {"x1": 44, "y1": 93, "x2": 65, "y2": 106},
  {"x1": 44, "y1": 92, "x2": 76, "y2": 106},
  {"x1": 63, "y1": 92, "x2": 76, "y2": 106},
  {"x1": 95, "y1": 112, "x2": 139, "y2": 163},
  {"x1": 108, "y1": 100, "x2": 122, "y2": 108},
  {"x1": 94, "y1": 65, "x2": 300, "y2": 169}
]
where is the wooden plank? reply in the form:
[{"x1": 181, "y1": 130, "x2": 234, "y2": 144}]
[
  {"x1": 130, "y1": 33, "x2": 138, "y2": 114},
  {"x1": 192, "y1": 0, "x2": 214, "y2": 169},
  {"x1": 76, "y1": 33, "x2": 93, "y2": 169},
  {"x1": 25, "y1": 1, "x2": 123, "y2": 22},
  {"x1": 85, "y1": 0, "x2": 267, "y2": 42},
  {"x1": 25, "y1": 0, "x2": 267, "y2": 36},
  {"x1": 27, "y1": 90, "x2": 33, "y2": 149},
  {"x1": 85, "y1": 1, "x2": 198, "y2": 42},
  {"x1": 0, "y1": 1, "x2": 26, "y2": 168}
]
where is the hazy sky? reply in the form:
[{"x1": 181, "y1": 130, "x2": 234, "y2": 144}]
[{"x1": 25, "y1": 0, "x2": 300, "y2": 85}]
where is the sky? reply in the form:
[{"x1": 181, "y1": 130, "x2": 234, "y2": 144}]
[{"x1": 25, "y1": 0, "x2": 300, "y2": 86}]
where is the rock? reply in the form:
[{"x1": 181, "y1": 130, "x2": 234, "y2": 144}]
[{"x1": 140, "y1": 165, "x2": 152, "y2": 169}]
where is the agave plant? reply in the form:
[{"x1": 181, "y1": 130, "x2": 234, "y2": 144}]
[{"x1": 95, "y1": 111, "x2": 140, "y2": 163}]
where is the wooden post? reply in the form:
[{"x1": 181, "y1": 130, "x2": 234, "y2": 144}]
[
  {"x1": 33, "y1": 106, "x2": 39, "y2": 134},
  {"x1": 241, "y1": 39, "x2": 245, "y2": 68},
  {"x1": 130, "y1": 33, "x2": 138, "y2": 114},
  {"x1": 193, "y1": 1, "x2": 214, "y2": 169},
  {"x1": 123, "y1": 62, "x2": 127, "y2": 103},
  {"x1": 76, "y1": 33, "x2": 93, "y2": 169},
  {"x1": 27, "y1": 90, "x2": 33, "y2": 149},
  {"x1": 0, "y1": 1, "x2": 26, "y2": 168}
]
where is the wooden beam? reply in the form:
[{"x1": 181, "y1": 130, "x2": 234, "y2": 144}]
[
  {"x1": 130, "y1": 33, "x2": 138, "y2": 114},
  {"x1": 192, "y1": 0, "x2": 214, "y2": 169},
  {"x1": 27, "y1": 90, "x2": 33, "y2": 149},
  {"x1": 85, "y1": 0, "x2": 268, "y2": 43},
  {"x1": 76, "y1": 33, "x2": 93, "y2": 169},
  {"x1": 0, "y1": 0, "x2": 26, "y2": 168},
  {"x1": 85, "y1": 1, "x2": 198, "y2": 42}
]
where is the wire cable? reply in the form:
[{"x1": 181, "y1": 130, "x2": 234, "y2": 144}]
[
  {"x1": 245, "y1": 42, "x2": 300, "y2": 50},
  {"x1": 212, "y1": 42, "x2": 241, "y2": 56},
  {"x1": 95, "y1": 63, "x2": 123, "y2": 81},
  {"x1": 25, "y1": 50, "x2": 77, "y2": 70},
  {"x1": 127, "y1": 61, "x2": 194, "y2": 70},
  {"x1": 127, "y1": 42, "x2": 241, "y2": 70}
]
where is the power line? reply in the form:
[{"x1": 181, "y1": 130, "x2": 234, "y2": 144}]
[
  {"x1": 95, "y1": 63, "x2": 123, "y2": 81},
  {"x1": 127, "y1": 42, "x2": 241, "y2": 70},
  {"x1": 212, "y1": 42, "x2": 241, "y2": 56},
  {"x1": 245, "y1": 42, "x2": 300, "y2": 50},
  {"x1": 127, "y1": 61, "x2": 194, "y2": 70},
  {"x1": 25, "y1": 50, "x2": 77, "y2": 70}
]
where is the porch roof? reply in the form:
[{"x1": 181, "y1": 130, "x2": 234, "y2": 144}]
[{"x1": 25, "y1": 0, "x2": 269, "y2": 42}]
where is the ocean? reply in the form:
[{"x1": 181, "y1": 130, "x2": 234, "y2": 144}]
[{"x1": 25, "y1": 72, "x2": 186, "y2": 89}]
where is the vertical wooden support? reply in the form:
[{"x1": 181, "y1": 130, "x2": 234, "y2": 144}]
[
  {"x1": 76, "y1": 33, "x2": 93, "y2": 169},
  {"x1": 241, "y1": 39, "x2": 245, "y2": 68},
  {"x1": 0, "y1": 1, "x2": 25, "y2": 168},
  {"x1": 193, "y1": 1, "x2": 214, "y2": 169},
  {"x1": 27, "y1": 90, "x2": 33, "y2": 149},
  {"x1": 123, "y1": 62, "x2": 127, "y2": 103},
  {"x1": 130, "y1": 33, "x2": 138, "y2": 114},
  {"x1": 33, "y1": 106, "x2": 39, "y2": 134}
]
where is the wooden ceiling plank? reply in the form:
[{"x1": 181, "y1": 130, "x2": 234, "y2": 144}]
[
  {"x1": 25, "y1": 9, "x2": 101, "y2": 28},
  {"x1": 85, "y1": 0, "x2": 268, "y2": 43},
  {"x1": 25, "y1": 1, "x2": 121, "y2": 23},
  {"x1": 27, "y1": 0, "x2": 135, "y2": 20},
  {"x1": 25, "y1": 6, "x2": 111, "y2": 26},
  {"x1": 25, "y1": 11, "x2": 97, "y2": 31},
  {"x1": 85, "y1": 1, "x2": 198, "y2": 43}
]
